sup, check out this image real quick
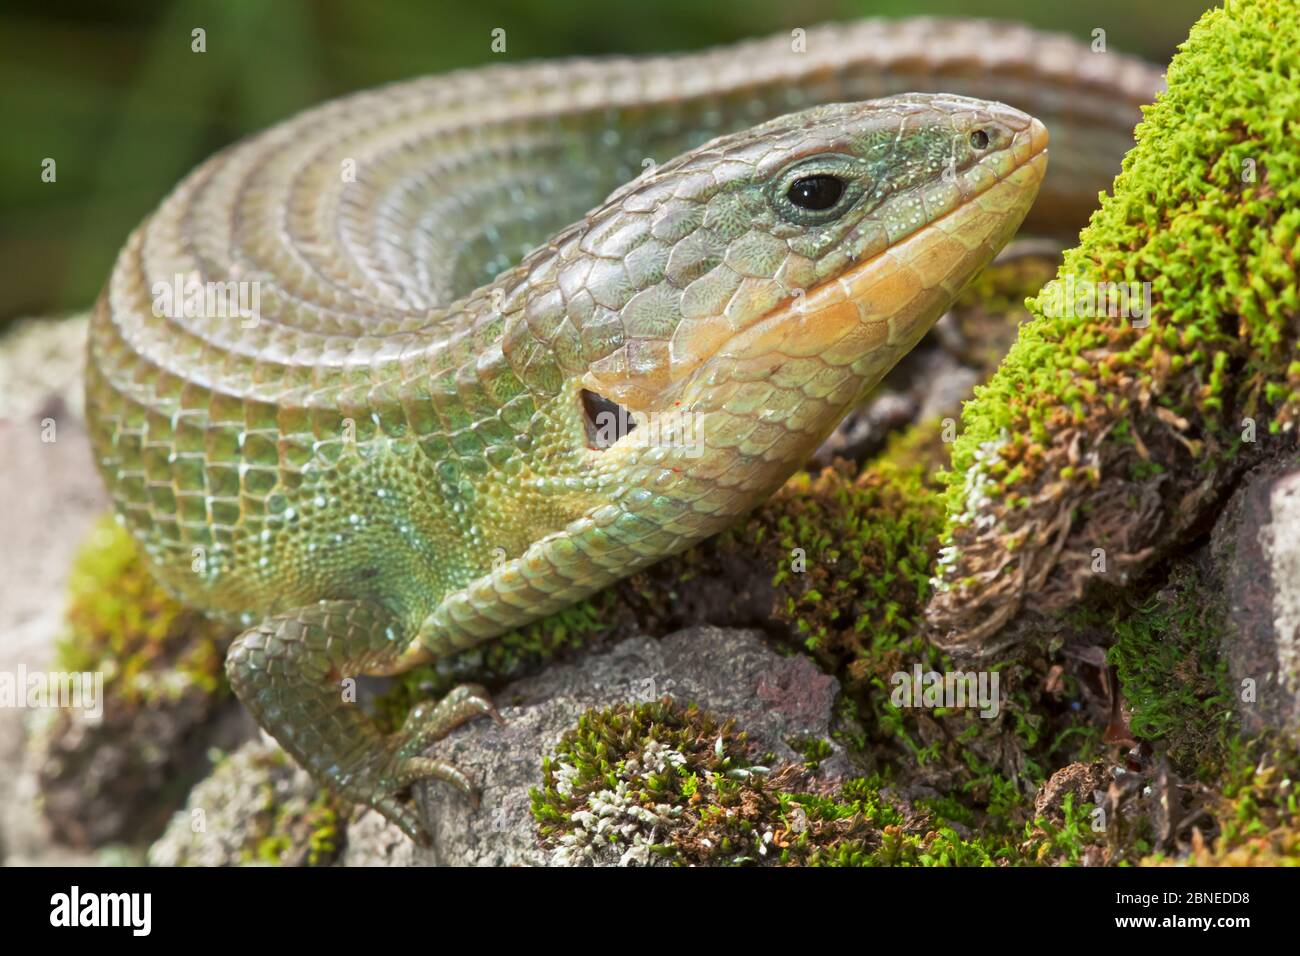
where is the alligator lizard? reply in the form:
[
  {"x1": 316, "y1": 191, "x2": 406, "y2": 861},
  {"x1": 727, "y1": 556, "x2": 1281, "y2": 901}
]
[{"x1": 85, "y1": 18, "x2": 1160, "y2": 843}]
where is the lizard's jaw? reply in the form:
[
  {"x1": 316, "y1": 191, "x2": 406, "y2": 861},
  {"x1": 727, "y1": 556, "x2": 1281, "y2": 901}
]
[{"x1": 683, "y1": 144, "x2": 1049, "y2": 408}]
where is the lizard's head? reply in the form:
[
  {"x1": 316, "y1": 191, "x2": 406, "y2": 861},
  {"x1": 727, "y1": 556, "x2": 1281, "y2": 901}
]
[{"x1": 506, "y1": 93, "x2": 1046, "y2": 530}]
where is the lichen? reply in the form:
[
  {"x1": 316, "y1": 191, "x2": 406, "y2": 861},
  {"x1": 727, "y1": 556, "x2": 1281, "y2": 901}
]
[{"x1": 930, "y1": 0, "x2": 1300, "y2": 652}]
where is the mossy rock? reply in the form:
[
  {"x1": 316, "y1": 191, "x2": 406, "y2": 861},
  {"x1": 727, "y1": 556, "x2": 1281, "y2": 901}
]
[
  {"x1": 56, "y1": 515, "x2": 233, "y2": 706},
  {"x1": 930, "y1": 0, "x2": 1300, "y2": 655},
  {"x1": 35, "y1": 516, "x2": 240, "y2": 847},
  {"x1": 531, "y1": 698, "x2": 1003, "y2": 866},
  {"x1": 148, "y1": 742, "x2": 343, "y2": 867},
  {"x1": 530, "y1": 697, "x2": 1120, "y2": 866}
]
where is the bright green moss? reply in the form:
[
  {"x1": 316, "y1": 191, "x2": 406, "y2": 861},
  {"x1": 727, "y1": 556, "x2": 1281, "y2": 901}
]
[
  {"x1": 57, "y1": 515, "x2": 233, "y2": 707},
  {"x1": 959, "y1": 0, "x2": 1300, "y2": 464},
  {"x1": 1020, "y1": 792, "x2": 1102, "y2": 865},
  {"x1": 933, "y1": 0, "x2": 1300, "y2": 638},
  {"x1": 790, "y1": 736, "x2": 835, "y2": 769}
]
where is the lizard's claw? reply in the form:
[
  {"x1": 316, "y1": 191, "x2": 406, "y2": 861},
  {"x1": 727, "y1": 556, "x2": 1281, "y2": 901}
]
[
  {"x1": 394, "y1": 683, "x2": 498, "y2": 758},
  {"x1": 372, "y1": 683, "x2": 499, "y2": 844}
]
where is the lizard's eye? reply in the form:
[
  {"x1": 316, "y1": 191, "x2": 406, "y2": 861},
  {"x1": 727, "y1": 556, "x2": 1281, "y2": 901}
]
[
  {"x1": 969, "y1": 129, "x2": 990, "y2": 150},
  {"x1": 787, "y1": 175, "x2": 845, "y2": 211},
  {"x1": 770, "y1": 155, "x2": 866, "y2": 225},
  {"x1": 580, "y1": 389, "x2": 635, "y2": 450}
]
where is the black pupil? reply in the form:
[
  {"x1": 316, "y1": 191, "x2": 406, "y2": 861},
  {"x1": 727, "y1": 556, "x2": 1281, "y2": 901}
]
[
  {"x1": 787, "y1": 175, "x2": 845, "y2": 211},
  {"x1": 970, "y1": 129, "x2": 990, "y2": 150}
]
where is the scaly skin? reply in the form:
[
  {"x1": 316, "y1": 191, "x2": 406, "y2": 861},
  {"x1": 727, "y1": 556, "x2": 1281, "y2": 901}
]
[{"x1": 85, "y1": 19, "x2": 1158, "y2": 843}]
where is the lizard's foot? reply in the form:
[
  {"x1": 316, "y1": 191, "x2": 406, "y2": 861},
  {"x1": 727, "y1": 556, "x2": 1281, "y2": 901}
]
[
  {"x1": 373, "y1": 684, "x2": 501, "y2": 838},
  {"x1": 388, "y1": 685, "x2": 501, "y2": 798},
  {"x1": 225, "y1": 602, "x2": 500, "y2": 846}
]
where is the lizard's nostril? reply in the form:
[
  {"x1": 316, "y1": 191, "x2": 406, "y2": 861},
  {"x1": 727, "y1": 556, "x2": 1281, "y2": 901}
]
[{"x1": 581, "y1": 389, "x2": 636, "y2": 450}]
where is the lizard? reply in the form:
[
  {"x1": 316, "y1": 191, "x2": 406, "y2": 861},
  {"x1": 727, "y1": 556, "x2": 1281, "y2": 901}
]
[{"x1": 84, "y1": 18, "x2": 1160, "y2": 844}]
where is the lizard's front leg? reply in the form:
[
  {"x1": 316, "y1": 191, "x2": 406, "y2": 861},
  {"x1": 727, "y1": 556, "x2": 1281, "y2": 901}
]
[{"x1": 224, "y1": 600, "x2": 496, "y2": 844}]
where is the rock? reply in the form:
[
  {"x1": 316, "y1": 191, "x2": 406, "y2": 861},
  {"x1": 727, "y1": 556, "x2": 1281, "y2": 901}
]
[
  {"x1": 35, "y1": 696, "x2": 256, "y2": 848},
  {"x1": 0, "y1": 315, "x2": 107, "y2": 864},
  {"x1": 337, "y1": 809, "x2": 435, "y2": 867},
  {"x1": 1211, "y1": 457, "x2": 1300, "y2": 741},
  {"x1": 339, "y1": 626, "x2": 847, "y2": 866},
  {"x1": 0, "y1": 314, "x2": 88, "y2": 422},
  {"x1": 148, "y1": 737, "x2": 338, "y2": 867}
]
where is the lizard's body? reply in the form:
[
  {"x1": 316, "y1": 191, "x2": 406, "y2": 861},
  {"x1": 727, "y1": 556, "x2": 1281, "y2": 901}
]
[{"x1": 85, "y1": 19, "x2": 1159, "y2": 841}]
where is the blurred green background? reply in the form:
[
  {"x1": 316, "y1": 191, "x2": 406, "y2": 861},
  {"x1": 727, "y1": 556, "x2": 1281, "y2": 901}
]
[{"x1": 1, "y1": 0, "x2": 1213, "y2": 323}]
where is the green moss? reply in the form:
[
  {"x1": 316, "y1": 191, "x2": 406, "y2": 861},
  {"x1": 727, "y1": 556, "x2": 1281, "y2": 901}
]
[
  {"x1": 1021, "y1": 792, "x2": 1104, "y2": 865},
  {"x1": 933, "y1": 0, "x2": 1300, "y2": 642},
  {"x1": 1203, "y1": 741, "x2": 1300, "y2": 864},
  {"x1": 531, "y1": 698, "x2": 784, "y2": 865},
  {"x1": 1104, "y1": 563, "x2": 1235, "y2": 775},
  {"x1": 645, "y1": 424, "x2": 1106, "y2": 843},
  {"x1": 1146, "y1": 739, "x2": 1300, "y2": 866},
  {"x1": 530, "y1": 699, "x2": 1116, "y2": 866},
  {"x1": 56, "y1": 515, "x2": 233, "y2": 708},
  {"x1": 789, "y1": 735, "x2": 834, "y2": 769},
  {"x1": 531, "y1": 698, "x2": 1002, "y2": 866},
  {"x1": 754, "y1": 423, "x2": 948, "y2": 690}
]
